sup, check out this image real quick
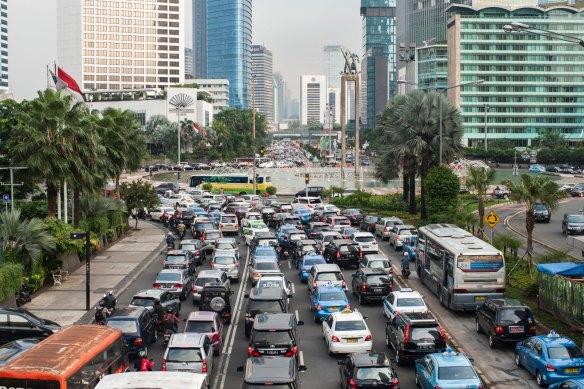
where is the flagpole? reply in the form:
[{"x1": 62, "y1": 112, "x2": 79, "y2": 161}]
[{"x1": 46, "y1": 64, "x2": 51, "y2": 90}]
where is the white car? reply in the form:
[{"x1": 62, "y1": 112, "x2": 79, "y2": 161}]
[
  {"x1": 388, "y1": 225, "x2": 417, "y2": 250},
  {"x1": 383, "y1": 288, "x2": 428, "y2": 320},
  {"x1": 259, "y1": 161, "x2": 274, "y2": 168},
  {"x1": 150, "y1": 206, "x2": 175, "y2": 221},
  {"x1": 162, "y1": 193, "x2": 195, "y2": 206},
  {"x1": 243, "y1": 222, "x2": 270, "y2": 246},
  {"x1": 256, "y1": 273, "x2": 293, "y2": 299},
  {"x1": 291, "y1": 197, "x2": 323, "y2": 210},
  {"x1": 315, "y1": 204, "x2": 341, "y2": 214},
  {"x1": 350, "y1": 232, "x2": 379, "y2": 255},
  {"x1": 322, "y1": 309, "x2": 372, "y2": 355}
]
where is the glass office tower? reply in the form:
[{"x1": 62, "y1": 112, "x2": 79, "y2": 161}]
[
  {"x1": 193, "y1": 0, "x2": 207, "y2": 79},
  {"x1": 207, "y1": 0, "x2": 252, "y2": 109},
  {"x1": 360, "y1": 0, "x2": 397, "y2": 128}
]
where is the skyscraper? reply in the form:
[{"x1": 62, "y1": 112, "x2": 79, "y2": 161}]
[
  {"x1": 57, "y1": 0, "x2": 185, "y2": 91},
  {"x1": 360, "y1": 0, "x2": 397, "y2": 128},
  {"x1": 273, "y1": 72, "x2": 289, "y2": 123},
  {"x1": 185, "y1": 48, "x2": 194, "y2": 79},
  {"x1": 0, "y1": 0, "x2": 7, "y2": 93},
  {"x1": 323, "y1": 45, "x2": 344, "y2": 89},
  {"x1": 193, "y1": 0, "x2": 207, "y2": 78},
  {"x1": 207, "y1": 0, "x2": 252, "y2": 109},
  {"x1": 300, "y1": 75, "x2": 327, "y2": 125},
  {"x1": 251, "y1": 44, "x2": 274, "y2": 122}
]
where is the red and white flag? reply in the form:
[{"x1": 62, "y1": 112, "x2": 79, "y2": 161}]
[
  {"x1": 202, "y1": 128, "x2": 208, "y2": 139},
  {"x1": 57, "y1": 67, "x2": 84, "y2": 97},
  {"x1": 192, "y1": 123, "x2": 200, "y2": 134}
]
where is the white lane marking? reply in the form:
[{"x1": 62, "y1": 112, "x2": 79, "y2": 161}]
[
  {"x1": 291, "y1": 282, "x2": 295, "y2": 295},
  {"x1": 215, "y1": 244, "x2": 250, "y2": 389},
  {"x1": 287, "y1": 260, "x2": 291, "y2": 269},
  {"x1": 295, "y1": 309, "x2": 300, "y2": 323}
]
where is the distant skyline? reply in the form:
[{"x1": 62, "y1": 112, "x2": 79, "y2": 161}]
[{"x1": 9, "y1": 0, "x2": 361, "y2": 101}]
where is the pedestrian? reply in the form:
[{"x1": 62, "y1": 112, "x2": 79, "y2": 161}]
[
  {"x1": 220, "y1": 187, "x2": 225, "y2": 195},
  {"x1": 131, "y1": 207, "x2": 138, "y2": 228},
  {"x1": 143, "y1": 206, "x2": 148, "y2": 220}
]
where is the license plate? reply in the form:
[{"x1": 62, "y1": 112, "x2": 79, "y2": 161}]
[
  {"x1": 373, "y1": 288, "x2": 382, "y2": 293},
  {"x1": 565, "y1": 368, "x2": 579, "y2": 374},
  {"x1": 418, "y1": 345, "x2": 433, "y2": 350},
  {"x1": 162, "y1": 285, "x2": 171, "y2": 288},
  {"x1": 346, "y1": 338, "x2": 358, "y2": 343},
  {"x1": 177, "y1": 369, "x2": 192, "y2": 372},
  {"x1": 329, "y1": 307, "x2": 339, "y2": 311},
  {"x1": 509, "y1": 326, "x2": 524, "y2": 333},
  {"x1": 475, "y1": 296, "x2": 486, "y2": 301},
  {"x1": 264, "y1": 350, "x2": 279, "y2": 355}
]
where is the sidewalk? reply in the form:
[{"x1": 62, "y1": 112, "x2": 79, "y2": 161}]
[{"x1": 24, "y1": 220, "x2": 166, "y2": 327}]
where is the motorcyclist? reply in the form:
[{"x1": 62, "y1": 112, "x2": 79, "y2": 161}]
[
  {"x1": 102, "y1": 291, "x2": 116, "y2": 310},
  {"x1": 136, "y1": 350, "x2": 154, "y2": 372},
  {"x1": 95, "y1": 301, "x2": 111, "y2": 324},
  {"x1": 162, "y1": 306, "x2": 179, "y2": 334},
  {"x1": 177, "y1": 220, "x2": 186, "y2": 239},
  {"x1": 165, "y1": 232, "x2": 175, "y2": 249},
  {"x1": 153, "y1": 301, "x2": 165, "y2": 325},
  {"x1": 401, "y1": 252, "x2": 410, "y2": 271}
]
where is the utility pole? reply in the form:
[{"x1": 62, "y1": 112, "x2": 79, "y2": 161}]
[
  {"x1": 0, "y1": 167, "x2": 28, "y2": 212},
  {"x1": 252, "y1": 74, "x2": 256, "y2": 139}
]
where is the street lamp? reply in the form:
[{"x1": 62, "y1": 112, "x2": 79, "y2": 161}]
[
  {"x1": 503, "y1": 22, "x2": 584, "y2": 47},
  {"x1": 397, "y1": 79, "x2": 484, "y2": 164},
  {"x1": 70, "y1": 231, "x2": 91, "y2": 311}
]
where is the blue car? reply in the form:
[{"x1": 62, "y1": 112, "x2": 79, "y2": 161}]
[
  {"x1": 309, "y1": 285, "x2": 349, "y2": 322},
  {"x1": 0, "y1": 338, "x2": 42, "y2": 366},
  {"x1": 515, "y1": 330, "x2": 584, "y2": 386},
  {"x1": 402, "y1": 236, "x2": 417, "y2": 261},
  {"x1": 276, "y1": 224, "x2": 301, "y2": 243},
  {"x1": 298, "y1": 253, "x2": 326, "y2": 282},
  {"x1": 550, "y1": 379, "x2": 584, "y2": 389},
  {"x1": 209, "y1": 210, "x2": 224, "y2": 224},
  {"x1": 529, "y1": 164, "x2": 546, "y2": 174},
  {"x1": 415, "y1": 349, "x2": 484, "y2": 389},
  {"x1": 252, "y1": 246, "x2": 278, "y2": 262},
  {"x1": 293, "y1": 208, "x2": 313, "y2": 224}
]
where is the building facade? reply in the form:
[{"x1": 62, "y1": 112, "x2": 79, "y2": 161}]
[
  {"x1": 300, "y1": 75, "x2": 327, "y2": 125},
  {"x1": 57, "y1": 0, "x2": 185, "y2": 92},
  {"x1": 360, "y1": 0, "x2": 397, "y2": 129},
  {"x1": 251, "y1": 44, "x2": 274, "y2": 122},
  {"x1": 415, "y1": 44, "x2": 447, "y2": 91},
  {"x1": 447, "y1": 4, "x2": 584, "y2": 146},
  {"x1": 273, "y1": 72, "x2": 289, "y2": 123},
  {"x1": 323, "y1": 45, "x2": 344, "y2": 89},
  {"x1": 185, "y1": 48, "x2": 193, "y2": 79},
  {"x1": 193, "y1": 0, "x2": 207, "y2": 78},
  {"x1": 0, "y1": 0, "x2": 7, "y2": 93},
  {"x1": 194, "y1": 78, "x2": 229, "y2": 112},
  {"x1": 207, "y1": 0, "x2": 252, "y2": 109}
]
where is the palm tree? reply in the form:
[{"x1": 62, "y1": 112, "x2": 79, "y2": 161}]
[
  {"x1": 0, "y1": 209, "x2": 56, "y2": 272},
  {"x1": 465, "y1": 167, "x2": 496, "y2": 234},
  {"x1": 79, "y1": 195, "x2": 126, "y2": 239},
  {"x1": 507, "y1": 174, "x2": 564, "y2": 267}
]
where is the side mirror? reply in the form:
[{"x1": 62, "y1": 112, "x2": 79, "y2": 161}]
[
  {"x1": 468, "y1": 358, "x2": 475, "y2": 363},
  {"x1": 244, "y1": 294, "x2": 250, "y2": 298},
  {"x1": 298, "y1": 365, "x2": 308, "y2": 372},
  {"x1": 287, "y1": 294, "x2": 293, "y2": 298},
  {"x1": 236, "y1": 366, "x2": 244, "y2": 372},
  {"x1": 363, "y1": 316, "x2": 369, "y2": 320},
  {"x1": 297, "y1": 320, "x2": 304, "y2": 326}
]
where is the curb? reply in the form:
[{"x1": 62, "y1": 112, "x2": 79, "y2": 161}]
[{"x1": 75, "y1": 222, "x2": 167, "y2": 325}]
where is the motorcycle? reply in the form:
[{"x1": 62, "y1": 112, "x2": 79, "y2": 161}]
[
  {"x1": 162, "y1": 329, "x2": 173, "y2": 347},
  {"x1": 94, "y1": 307, "x2": 107, "y2": 325},
  {"x1": 99, "y1": 291, "x2": 117, "y2": 311},
  {"x1": 401, "y1": 264, "x2": 411, "y2": 279},
  {"x1": 15, "y1": 283, "x2": 32, "y2": 307},
  {"x1": 177, "y1": 230, "x2": 185, "y2": 240}
]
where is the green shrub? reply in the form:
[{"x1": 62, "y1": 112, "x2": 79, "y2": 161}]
[
  {"x1": 0, "y1": 263, "x2": 24, "y2": 301},
  {"x1": 266, "y1": 186, "x2": 277, "y2": 195},
  {"x1": 202, "y1": 183, "x2": 213, "y2": 191},
  {"x1": 43, "y1": 217, "x2": 84, "y2": 255},
  {"x1": 424, "y1": 166, "x2": 461, "y2": 222},
  {"x1": 16, "y1": 201, "x2": 48, "y2": 219}
]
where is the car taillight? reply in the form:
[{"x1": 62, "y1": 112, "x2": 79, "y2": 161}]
[
  {"x1": 390, "y1": 377, "x2": 400, "y2": 389},
  {"x1": 348, "y1": 379, "x2": 358, "y2": 389},
  {"x1": 220, "y1": 224, "x2": 224, "y2": 227},
  {"x1": 313, "y1": 281, "x2": 317, "y2": 289},
  {"x1": 211, "y1": 262, "x2": 215, "y2": 269},
  {"x1": 174, "y1": 284, "x2": 183, "y2": 289},
  {"x1": 284, "y1": 346, "x2": 298, "y2": 357},
  {"x1": 153, "y1": 283, "x2": 161, "y2": 288},
  {"x1": 196, "y1": 250, "x2": 200, "y2": 255},
  {"x1": 234, "y1": 262, "x2": 239, "y2": 268},
  {"x1": 162, "y1": 358, "x2": 166, "y2": 371},
  {"x1": 316, "y1": 305, "x2": 323, "y2": 311},
  {"x1": 361, "y1": 280, "x2": 366, "y2": 292},
  {"x1": 331, "y1": 335, "x2": 340, "y2": 342},
  {"x1": 202, "y1": 358, "x2": 208, "y2": 373},
  {"x1": 529, "y1": 325, "x2": 537, "y2": 335},
  {"x1": 192, "y1": 285, "x2": 197, "y2": 293},
  {"x1": 212, "y1": 333, "x2": 219, "y2": 342},
  {"x1": 439, "y1": 324, "x2": 446, "y2": 341},
  {"x1": 359, "y1": 249, "x2": 363, "y2": 258},
  {"x1": 342, "y1": 280, "x2": 347, "y2": 290},
  {"x1": 546, "y1": 363, "x2": 556, "y2": 372},
  {"x1": 336, "y1": 251, "x2": 340, "y2": 258},
  {"x1": 478, "y1": 386, "x2": 485, "y2": 389},
  {"x1": 365, "y1": 334, "x2": 372, "y2": 341},
  {"x1": 247, "y1": 347, "x2": 261, "y2": 357},
  {"x1": 404, "y1": 324, "x2": 410, "y2": 345},
  {"x1": 183, "y1": 260, "x2": 188, "y2": 266},
  {"x1": 134, "y1": 338, "x2": 143, "y2": 346},
  {"x1": 253, "y1": 272, "x2": 259, "y2": 278},
  {"x1": 495, "y1": 326, "x2": 504, "y2": 335},
  {"x1": 385, "y1": 226, "x2": 389, "y2": 232},
  {"x1": 372, "y1": 241, "x2": 377, "y2": 245},
  {"x1": 434, "y1": 386, "x2": 442, "y2": 389}
]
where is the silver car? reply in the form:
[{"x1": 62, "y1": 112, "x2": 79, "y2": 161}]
[
  {"x1": 153, "y1": 269, "x2": 193, "y2": 300},
  {"x1": 163, "y1": 333, "x2": 214, "y2": 385},
  {"x1": 211, "y1": 249, "x2": 240, "y2": 281},
  {"x1": 192, "y1": 270, "x2": 231, "y2": 304},
  {"x1": 248, "y1": 258, "x2": 281, "y2": 286}
]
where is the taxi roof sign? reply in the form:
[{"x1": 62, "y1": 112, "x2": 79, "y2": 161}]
[
  {"x1": 341, "y1": 308, "x2": 353, "y2": 314},
  {"x1": 400, "y1": 288, "x2": 413, "y2": 292}
]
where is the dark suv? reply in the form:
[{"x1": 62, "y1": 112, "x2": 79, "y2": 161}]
[
  {"x1": 248, "y1": 313, "x2": 304, "y2": 361},
  {"x1": 295, "y1": 186, "x2": 324, "y2": 198},
  {"x1": 337, "y1": 352, "x2": 400, "y2": 389},
  {"x1": 105, "y1": 307, "x2": 157, "y2": 357},
  {"x1": 0, "y1": 307, "x2": 61, "y2": 346},
  {"x1": 533, "y1": 203, "x2": 551, "y2": 223},
  {"x1": 239, "y1": 356, "x2": 306, "y2": 389},
  {"x1": 385, "y1": 311, "x2": 446, "y2": 366},
  {"x1": 351, "y1": 268, "x2": 392, "y2": 304},
  {"x1": 244, "y1": 288, "x2": 289, "y2": 337},
  {"x1": 323, "y1": 239, "x2": 361, "y2": 269},
  {"x1": 475, "y1": 298, "x2": 536, "y2": 348}
]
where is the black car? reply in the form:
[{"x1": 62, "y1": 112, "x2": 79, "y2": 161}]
[
  {"x1": 249, "y1": 232, "x2": 278, "y2": 254},
  {"x1": 341, "y1": 209, "x2": 364, "y2": 226},
  {"x1": 178, "y1": 208, "x2": 195, "y2": 227},
  {"x1": 323, "y1": 239, "x2": 361, "y2": 269},
  {"x1": 570, "y1": 184, "x2": 584, "y2": 197},
  {"x1": 164, "y1": 250, "x2": 195, "y2": 274},
  {"x1": 105, "y1": 307, "x2": 157, "y2": 357},
  {"x1": 178, "y1": 239, "x2": 203, "y2": 266},
  {"x1": 359, "y1": 215, "x2": 381, "y2": 233},
  {"x1": 562, "y1": 214, "x2": 584, "y2": 235},
  {"x1": 191, "y1": 219, "x2": 216, "y2": 239},
  {"x1": 304, "y1": 222, "x2": 331, "y2": 238},
  {"x1": 385, "y1": 311, "x2": 446, "y2": 366},
  {"x1": 248, "y1": 313, "x2": 304, "y2": 360},
  {"x1": 532, "y1": 203, "x2": 551, "y2": 223},
  {"x1": 475, "y1": 298, "x2": 536, "y2": 348},
  {"x1": 154, "y1": 182, "x2": 178, "y2": 194},
  {"x1": 338, "y1": 352, "x2": 399, "y2": 389},
  {"x1": 239, "y1": 356, "x2": 306, "y2": 388},
  {"x1": 267, "y1": 212, "x2": 288, "y2": 229},
  {"x1": 199, "y1": 285, "x2": 233, "y2": 324},
  {"x1": 295, "y1": 186, "x2": 324, "y2": 198},
  {"x1": 351, "y1": 268, "x2": 392, "y2": 304},
  {"x1": 0, "y1": 307, "x2": 61, "y2": 346},
  {"x1": 244, "y1": 288, "x2": 289, "y2": 337}
]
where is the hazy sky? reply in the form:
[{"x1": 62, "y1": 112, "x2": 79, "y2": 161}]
[{"x1": 9, "y1": 0, "x2": 361, "y2": 101}]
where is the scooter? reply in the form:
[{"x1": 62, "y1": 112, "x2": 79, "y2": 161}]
[
  {"x1": 177, "y1": 230, "x2": 186, "y2": 240},
  {"x1": 162, "y1": 329, "x2": 173, "y2": 347},
  {"x1": 15, "y1": 283, "x2": 32, "y2": 307},
  {"x1": 401, "y1": 264, "x2": 411, "y2": 279}
]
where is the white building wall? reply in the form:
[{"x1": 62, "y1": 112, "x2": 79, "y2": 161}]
[
  {"x1": 57, "y1": 0, "x2": 83, "y2": 83},
  {"x1": 196, "y1": 100, "x2": 214, "y2": 127},
  {"x1": 300, "y1": 75, "x2": 327, "y2": 125},
  {"x1": 194, "y1": 78, "x2": 229, "y2": 112}
]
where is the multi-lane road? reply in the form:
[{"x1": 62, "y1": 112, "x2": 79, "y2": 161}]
[{"x1": 113, "y1": 216, "x2": 546, "y2": 389}]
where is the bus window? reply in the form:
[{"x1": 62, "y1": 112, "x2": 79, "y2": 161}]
[
  {"x1": 427, "y1": 239, "x2": 444, "y2": 280},
  {"x1": 266, "y1": 176, "x2": 271, "y2": 183},
  {"x1": 256, "y1": 177, "x2": 264, "y2": 184}
]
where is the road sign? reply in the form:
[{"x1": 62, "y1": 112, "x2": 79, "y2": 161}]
[
  {"x1": 484, "y1": 210, "x2": 501, "y2": 229},
  {"x1": 2, "y1": 194, "x2": 8, "y2": 204}
]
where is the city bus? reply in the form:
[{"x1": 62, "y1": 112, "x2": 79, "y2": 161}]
[
  {"x1": 189, "y1": 173, "x2": 271, "y2": 194},
  {"x1": 95, "y1": 372, "x2": 207, "y2": 389},
  {"x1": 0, "y1": 325, "x2": 129, "y2": 389},
  {"x1": 416, "y1": 224, "x2": 505, "y2": 311}
]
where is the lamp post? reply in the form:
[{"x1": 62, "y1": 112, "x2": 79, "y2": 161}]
[
  {"x1": 397, "y1": 79, "x2": 484, "y2": 164},
  {"x1": 503, "y1": 22, "x2": 584, "y2": 47},
  {"x1": 70, "y1": 231, "x2": 91, "y2": 311}
]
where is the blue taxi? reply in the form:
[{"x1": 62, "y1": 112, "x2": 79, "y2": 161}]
[
  {"x1": 415, "y1": 349, "x2": 484, "y2": 389},
  {"x1": 402, "y1": 236, "x2": 417, "y2": 261},
  {"x1": 515, "y1": 330, "x2": 584, "y2": 386},
  {"x1": 309, "y1": 284, "x2": 350, "y2": 322},
  {"x1": 276, "y1": 224, "x2": 300, "y2": 242},
  {"x1": 293, "y1": 208, "x2": 313, "y2": 224},
  {"x1": 549, "y1": 379, "x2": 584, "y2": 388},
  {"x1": 297, "y1": 253, "x2": 326, "y2": 282}
]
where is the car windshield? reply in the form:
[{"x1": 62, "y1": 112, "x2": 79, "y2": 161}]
[
  {"x1": 355, "y1": 367, "x2": 394, "y2": 381},
  {"x1": 214, "y1": 256, "x2": 235, "y2": 265},
  {"x1": 248, "y1": 300, "x2": 283, "y2": 315},
  {"x1": 106, "y1": 319, "x2": 138, "y2": 334},
  {"x1": 369, "y1": 260, "x2": 390, "y2": 269},
  {"x1": 198, "y1": 222, "x2": 215, "y2": 229},
  {"x1": 195, "y1": 277, "x2": 220, "y2": 286},
  {"x1": 251, "y1": 331, "x2": 293, "y2": 347},
  {"x1": 216, "y1": 243, "x2": 234, "y2": 250},
  {"x1": 185, "y1": 320, "x2": 215, "y2": 333},
  {"x1": 438, "y1": 366, "x2": 478, "y2": 380},
  {"x1": 166, "y1": 348, "x2": 203, "y2": 363},
  {"x1": 180, "y1": 244, "x2": 196, "y2": 251},
  {"x1": 567, "y1": 215, "x2": 584, "y2": 223},
  {"x1": 319, "y1": 291, "x2": 346, "y2": 301},
  {"x1": 222, "y1": 216, "x2": 237, "y2": 223},
  {"x1": 548, "y1": 345, "x2": 584, "y2": 359},
  {"x1": 165, "y1": 256, "x2": 185, "y2": 262},
  {"x1": 256, "y1": 249, "x2": 277, "y2": 257},
  {"x1": 399, "y1": 229, "x2": 417, "y2": 236},
  {"x1": 340, "y1": 245, "x2": 359, "y2": 253},
  {"x1": 366, "y1": 275, "x2": 388, "y2": 285},
  {"x1": 334, "y1": 320, "x2": 366, "y2": 331},
  {"x1": 255, "y1": 262, "x2": 279, "y2": 271},
  {"x1": 304, "y1": 257, "x2": 325, "y2": 266},
  {"x1": 205, "y1": 232, "x2": 221, "y2": 240},
  {"x1": 316, "y1": 272, "x2": 343, "y2": 281},
  {"x1": 411, "y1": 326, "x2": 442, "y2": 341},
  {"x1": 0, "y1": 344, "x2": 20, "y2": 362},
  {"x1": 130, "y1": 297, "x2": 156, "y2": 307},
  {"x1": 354, "y1": 236, "x2": 376, "y2": 243},
  {"x1": 499, "y1": 308, "x2": 530, "y2": 323},
  {"x1": 397, "y1": 297, "x2": 424, "y2": 307},
  {"x1": 156, "y1": 272, "x2": 181, "y2": 282},
  {"x1": 534, "y1": 204, "x2": 547, "y2": 211}
]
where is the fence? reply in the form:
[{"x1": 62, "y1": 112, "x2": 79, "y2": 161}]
[{"x1": 538, "y1": 272, "x2": 584, "y2": 329}]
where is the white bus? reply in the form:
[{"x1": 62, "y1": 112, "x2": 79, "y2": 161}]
[
  {"x1": 95, "y1": 372, "x2": 208, "y2": 389},
  {"x1": 416, "y1": 224, "x2": 505, "y2": 311}
]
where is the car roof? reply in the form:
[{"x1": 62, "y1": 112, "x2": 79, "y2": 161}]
[
  {"x1": 168, "y1": 333, "x2": 207, "y2": 347},
  {"x1": 351, "y1": 352, "x2": 391, "y2": 367},
  {"x1": 318, "y1": 285, "x2": 346, "y2": 295},
  {"x1": 331, "y1": 309, "x2": 364, "y2": 322},
  {"x1": 253, "y1": 313, "x2": 295, "y2": 330},
  {"x1": 244, "y1": 356, "x2": 295, "y2": 383},
  {"x1": 158, "y1": 269, "x2": 184, "y2": 275},
  {"x1": 334, "y1": 239, "x2": 358, "y2": 245},
  {"x1": 254, "y1": 232, "x2": 277, "y2": 239},
  {"x1": 360, "y1": 267, "x2": 388, "y2": 275},
  {"x1": 487, "y1": 298, "x2": 529, "y2": 308},
  {"x1": 108, "y1": 307, "x2": 146, "y2": 319},
  {"x1": 536, "y1": 333, "x2": 578, "y2": 347},
  {"x1": 394, "y1": 288, "x2": 423, "y2": 298},
  {"x1": 167, "y1": 250, "x2": 186, "y2": 255},
  {"x1": 432, "y1": 350, "x2": 473, "y2": 367},
  {"x1": 216, "y1": 238, "x2": 236, "y2": 243},
  {"x1": 249, "y1": 287, "x2": 284, "y2": 300},
  {"x1": 213, "y1": 249, "x2": 237, "y2": 255},
  {"x1": 364, "y1": 254, "x2": 389, "y2": 261},
  {"x1": 197, "y1": 269, "x2": 225, "y2": 277},
  {"x1": 132, "y1": 289, "x2": 167, "y2": 299},
  {"x1": 381, "y1": 217, "x2": 403, "y2": 222},
  {"x1": 180, "y1": 239, "x2": 200, "y2": 244},
  {"x1": 352, "y1": 232, "x2": 374, "y2": 237},
  {"x1": 313, "y1": 264, "x2": 342, "y2": 272},
  {"x1": 186, "y1": 311, "x2": 218, "y2": 321},
  {"x1": 397, "y1": 224, "x2": 416, "y2": 229}
]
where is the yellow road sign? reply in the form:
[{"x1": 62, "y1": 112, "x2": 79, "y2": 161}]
[{"x1": 484, "y1": 210, "x2": 501, "y2": 229}]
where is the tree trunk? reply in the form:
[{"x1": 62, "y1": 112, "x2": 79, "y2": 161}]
[
  {"x1": 47, "y1": 184, "x2": 58, "y2": 217},
  {"x1": 525, "y1": 210, "x2": 535, "y2": 269},
  {"x1": 420, "y1": 157, "x2": 429, "y2": 220},
  {"x1": 478, "y1": 195, "x2": 485, "y2": 233},
  {"x1": 115, "y1": 175, "x2": 120, "y2": 199},
  {"x1": 408, "y1": 172, "x2": 416, "y2": 215},
  {"x1": 402, "y1": 173, "x2": 409, "y2": 203},
  {"x1": 73, "y1": 189, "x2": 81, "y2": 228}
]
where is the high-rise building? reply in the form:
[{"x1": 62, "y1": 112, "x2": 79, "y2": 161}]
[
  {"x1": 447, "y1": 4, "x2": 584, "y2": 147},
  {"x1": 207, "y1": 0, "x2": 252, "y2": 109},
  {"x1": 416, "y1": 44, "x2": 447, "y2": 91},
  {"x1": 185, "y1": 48, "x2": 194, "y2": 79},
  {"x1": 300, "y1": 75, "x2": 327, "y2": 125},
  {"x1": 290, "y1": 99, "x2": 300, "y2": 120},
  {"x1": 251, "y1": 44, "x2": 274, "y2": 122},
  {"x1": 273, "y1": 72, "x2": 289, "y2": 123},
  {"x1": 193, "y1": 78, "x2": 230, "y2": 112},
  {"x1": 57, "y1": 0, "x2": 185, "y2": 91},
  {"x1": 360, "y1": 0, "x2": 397, "y2": 129},
  {"x1": 193, "y1": 0, "x2": 207, "y2": 78},
  {"x1": 0, "y1": 0, "x2": 8, "y2": 94},
  {"x1": 323, "y1": 45, "x2": 344, "y2": 89}
]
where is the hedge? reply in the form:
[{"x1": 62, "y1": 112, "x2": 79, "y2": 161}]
[{"x1": 0, "y1": 263, "x2": 24, "y2": 302}]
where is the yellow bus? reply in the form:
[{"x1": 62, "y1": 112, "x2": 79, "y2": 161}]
[{"x1": 189, "y1": 173, "x2": 271, "y2": 194}]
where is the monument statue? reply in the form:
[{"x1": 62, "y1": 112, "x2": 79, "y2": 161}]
[{"x1": 340, "y1": 47, "x2": 360, "y2": 75}]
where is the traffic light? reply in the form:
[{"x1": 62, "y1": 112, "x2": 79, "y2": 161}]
[
  {"x1": 304, "y1": 173, "x2": 310, "y2": 184},
  {"x1": 259, "y1": 145, "x2": 265, "y2": 157}
]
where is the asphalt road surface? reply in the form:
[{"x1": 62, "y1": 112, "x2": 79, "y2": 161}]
[{"x1": 115, "y1": 219, "x2": 538, "y2": 389}]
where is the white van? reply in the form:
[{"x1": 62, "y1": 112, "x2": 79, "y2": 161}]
[
  {"x1": 291, "y1": 196, "x2": 323, "y2": 210},
  {"x1": 95, "y1": 372, "x2": 207, "y2": 389}
]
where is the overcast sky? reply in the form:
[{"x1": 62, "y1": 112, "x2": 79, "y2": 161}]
[{"x1": 9, "y1": 0, "x2": 361, "y2": 101}]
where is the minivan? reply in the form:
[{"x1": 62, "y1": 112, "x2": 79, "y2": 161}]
[
  {"x1": 219, "y1": 214, "x2": 239, "y2": 235},
  {"x1": 163, "y1": 333, "x2": 214, "y2": 383},
  {"x1": 307, "y1": 263, "x2": 346, "y2": 293}
]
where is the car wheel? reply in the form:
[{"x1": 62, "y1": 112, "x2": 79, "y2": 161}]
[
  {"x1": 395, "y1": 244, "x2": 399, "y2": 251},
  {"x1": 488, "y1": 333, "x2": 497, "y2": 349},
  {"x1": 536, "y1": 370, "x2": 545, "y2": 387},
  {"x1": 314, "y1": 312, "x2": 320, "y2": 323},
  {"x1": 439, "y1": 289, "x2": 445, "y2": 306},
  {"x1": 514, "y1": 352, "x2": 521, "y2": 367},
  {"x1": 475, "y1": 319, "x2": 483, "y2": 333}
]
